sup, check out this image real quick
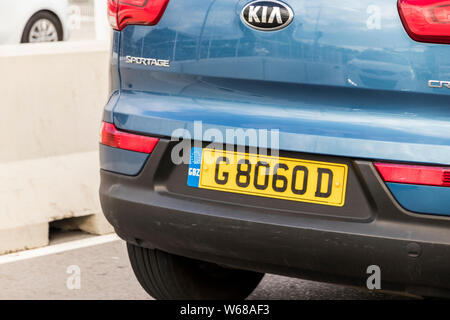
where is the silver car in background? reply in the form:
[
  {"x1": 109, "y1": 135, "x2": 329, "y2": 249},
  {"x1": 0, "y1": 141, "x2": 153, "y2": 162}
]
[{"x1": 0, "y1": 0, "x2": 70, "y2": 44}]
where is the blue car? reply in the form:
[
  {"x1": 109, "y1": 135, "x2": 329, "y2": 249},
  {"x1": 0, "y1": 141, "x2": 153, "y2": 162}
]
[{"x1": 100, "y1": 0, "x2": 450, "y2": 299}]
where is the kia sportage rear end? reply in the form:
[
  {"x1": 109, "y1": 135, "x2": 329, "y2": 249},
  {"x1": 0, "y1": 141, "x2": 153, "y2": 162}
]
[{"x1": 100, "y1": 0, "x2": 450, "y2": 299}]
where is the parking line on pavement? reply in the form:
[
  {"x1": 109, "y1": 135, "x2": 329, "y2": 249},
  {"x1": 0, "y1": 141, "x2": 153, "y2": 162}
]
[{"x1": 0, "y1": 234, "x2": 121, "y2": 265}]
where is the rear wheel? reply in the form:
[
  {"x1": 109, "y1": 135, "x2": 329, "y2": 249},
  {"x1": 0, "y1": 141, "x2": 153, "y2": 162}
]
[
  {"x1": 127, "y1": 243, "x2": 264, "y2": 300},
  {"x1": 21, "y1": 11, "x2": 63, "y2": 43}
]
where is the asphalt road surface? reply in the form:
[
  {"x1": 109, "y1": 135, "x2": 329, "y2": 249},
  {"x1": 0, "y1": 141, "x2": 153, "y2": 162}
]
[{"x1": 0, "y1": 235, "x2": 409, "y2": 300}]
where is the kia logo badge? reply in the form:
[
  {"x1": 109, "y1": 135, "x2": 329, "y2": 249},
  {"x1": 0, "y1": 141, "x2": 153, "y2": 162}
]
[{"x1": 241, "y1": 0, "x2": 294, "y2": 31}]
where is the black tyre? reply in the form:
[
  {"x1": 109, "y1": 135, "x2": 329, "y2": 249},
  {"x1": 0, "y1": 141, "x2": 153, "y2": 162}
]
[
  {"x1": 21, "y1": 11, "x2": 63, "y2": 43},
  {"x1": 127, "y1": 243, "x2": 264, "y2": 300}
]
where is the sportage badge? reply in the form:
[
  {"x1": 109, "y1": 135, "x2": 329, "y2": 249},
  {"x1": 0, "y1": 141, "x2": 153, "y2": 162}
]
[{"x1": 241, "y1": 0, "x2": 294, "y2": 31}]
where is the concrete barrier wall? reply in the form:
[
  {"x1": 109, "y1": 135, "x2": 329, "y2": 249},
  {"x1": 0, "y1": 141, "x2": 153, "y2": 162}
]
[{"x1": 0, "y1": 41, "x2": 113, "y2": 254}]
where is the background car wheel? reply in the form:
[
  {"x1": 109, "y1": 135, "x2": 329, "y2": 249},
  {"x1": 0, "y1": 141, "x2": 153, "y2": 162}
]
[
  {"x1": 21, "y1": 11, "x2": 63, "y2": 43},
  {"x1": 127, "y1": 243, "x2": 265, "y2": 300}
]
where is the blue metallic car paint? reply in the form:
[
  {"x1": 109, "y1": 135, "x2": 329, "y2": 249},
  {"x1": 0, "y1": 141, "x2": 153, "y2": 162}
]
[
  {"x1": 100, "y1": 144, "x2": 149, "y2": 176},
  {"x1": 387, "y1": 182, "x2": 450, "y2": 216},
  {"x1": 111, "y1": 86, "x2": 450, "y2": 166},
  {"x1": 103, "y1": 31, "x2": 121, "y2": 123},
  {"x1": 111, "y1": 0, "x2": 450, "y2": 164},
  {"x1": 103, "y1": 0, "x2": 450, "y2": 215},
  {"x1": 119, "y1": 0, "x2": 450, "y2": 94}
]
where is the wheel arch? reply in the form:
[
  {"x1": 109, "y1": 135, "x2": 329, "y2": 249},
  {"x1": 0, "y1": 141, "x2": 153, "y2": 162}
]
[{"x1": 21, "y1": 9, "x2": 64, "y2": 42}]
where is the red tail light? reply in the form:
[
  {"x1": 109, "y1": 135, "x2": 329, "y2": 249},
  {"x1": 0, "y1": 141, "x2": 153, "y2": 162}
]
[
  {"x1": 375, "y1": 162, "x2": 450, "y2": 187},
  {"x1": 101, "y1": 122, "x2": 159, "y2": 154},
  {"x1": 108, "y1": 0, "x2": 170, "y2": 31},
  {"x1": 398, "y1": 0, "x2": 450, "y2": 44}
]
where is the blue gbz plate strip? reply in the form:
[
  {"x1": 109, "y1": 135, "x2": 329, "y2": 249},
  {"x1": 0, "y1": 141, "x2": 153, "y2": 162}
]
[{"x1": 187, "y1": 147, "x2": 203, "y2": 188}]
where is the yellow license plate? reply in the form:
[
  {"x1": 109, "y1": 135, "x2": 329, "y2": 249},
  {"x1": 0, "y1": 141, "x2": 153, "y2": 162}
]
[{"x1": 187, "y1": 148, "x2": 348, "y2": 207}]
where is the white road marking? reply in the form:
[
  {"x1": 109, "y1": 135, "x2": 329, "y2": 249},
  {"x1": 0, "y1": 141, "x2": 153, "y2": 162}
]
[{"x1": 0, "y1": 234, "x2": 121, "y2": 265}]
